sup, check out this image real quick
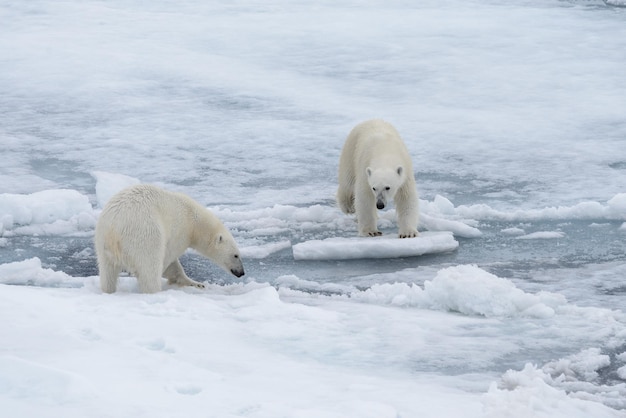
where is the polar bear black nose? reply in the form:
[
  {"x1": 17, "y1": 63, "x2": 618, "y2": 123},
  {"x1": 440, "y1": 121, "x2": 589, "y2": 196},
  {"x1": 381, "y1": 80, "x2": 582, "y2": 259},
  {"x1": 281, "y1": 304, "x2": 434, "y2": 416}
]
[
  {"x1": 231, "y1": 268, "x2": 245, "y2": 278},
  {"x1": 376, "y1": 201, "x2": 385, "y2": 210}
]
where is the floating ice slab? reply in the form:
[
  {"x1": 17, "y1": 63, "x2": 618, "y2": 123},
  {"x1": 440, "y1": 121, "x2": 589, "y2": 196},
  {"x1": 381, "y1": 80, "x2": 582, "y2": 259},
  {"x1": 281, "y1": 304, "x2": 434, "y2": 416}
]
[{"x1": 292, "y1": 231, "x2": 458, "y2": 261}]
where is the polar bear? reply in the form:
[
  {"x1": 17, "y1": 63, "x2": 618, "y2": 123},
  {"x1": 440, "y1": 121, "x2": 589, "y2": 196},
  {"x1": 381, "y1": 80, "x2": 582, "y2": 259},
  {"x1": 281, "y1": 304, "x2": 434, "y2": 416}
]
[
  {"x1": 337, "y1": 119, "x2": 419, "y2": 238},
  {"x1": 94, "y1": 184, "x2": 244, "y2": 293}
]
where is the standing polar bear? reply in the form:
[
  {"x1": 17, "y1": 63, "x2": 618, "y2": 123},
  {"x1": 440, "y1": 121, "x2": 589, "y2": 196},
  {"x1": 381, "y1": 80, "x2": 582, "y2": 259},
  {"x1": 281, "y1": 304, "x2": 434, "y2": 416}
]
[
  {"x1": 94, "y1": 184, "x2": 244, "y2": 293},
  {"x1": 337, "y1": 119, "x2": 419, "y2": 238}
]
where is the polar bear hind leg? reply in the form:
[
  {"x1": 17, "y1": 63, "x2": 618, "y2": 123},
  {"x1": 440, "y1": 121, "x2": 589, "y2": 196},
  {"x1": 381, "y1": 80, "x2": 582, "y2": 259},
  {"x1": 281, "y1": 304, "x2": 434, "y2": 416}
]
[
  {"x1": 98, "y1": 257, "x2": 122, "y2": 294},
  {"x1": 337, "y1": 161, "x2": 356, "y2": 214},
  {"x1": 163, "y1": 259, "x2": 205, "y2": 289},
  {"x1": 96, "y1": 228, "x2": 123, "y2": 293},
  {"x1": 336, "y1": 185, "x2": 355, "y2": 214}
]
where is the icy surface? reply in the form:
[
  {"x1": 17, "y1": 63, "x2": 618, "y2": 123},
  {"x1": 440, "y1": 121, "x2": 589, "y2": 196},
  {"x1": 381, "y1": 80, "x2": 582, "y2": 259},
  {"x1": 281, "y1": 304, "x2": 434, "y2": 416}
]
[{"x1": 1, "y1": 0, "x2": 626, "y2": 416}]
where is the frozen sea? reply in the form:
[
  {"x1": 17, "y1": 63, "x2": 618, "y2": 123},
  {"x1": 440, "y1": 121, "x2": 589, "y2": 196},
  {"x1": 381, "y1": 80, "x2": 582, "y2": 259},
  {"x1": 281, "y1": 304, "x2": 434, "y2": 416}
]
[{"x1": 1, "y1": 0, "x2": 626, "y2": 417}]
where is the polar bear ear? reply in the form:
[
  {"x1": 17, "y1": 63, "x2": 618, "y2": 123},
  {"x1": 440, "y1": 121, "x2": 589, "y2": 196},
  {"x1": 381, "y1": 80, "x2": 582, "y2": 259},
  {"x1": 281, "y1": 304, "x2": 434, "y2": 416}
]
[
  {"x1": 397, "y1": 166, "x2": 403, "y2": 176},
  {"x1": 366, "y1": 167, "x2": 372, "y2": 177}
]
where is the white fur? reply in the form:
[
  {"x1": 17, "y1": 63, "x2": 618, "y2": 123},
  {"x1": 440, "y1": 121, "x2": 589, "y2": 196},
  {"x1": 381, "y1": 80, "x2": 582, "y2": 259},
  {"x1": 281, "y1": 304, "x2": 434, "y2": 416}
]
[
  {"x1": 337, "y1": 119, "x2": 419, "y2": 238},
  {"x1": 94, "y1": 184, "x2": 244, "y2": 293}
]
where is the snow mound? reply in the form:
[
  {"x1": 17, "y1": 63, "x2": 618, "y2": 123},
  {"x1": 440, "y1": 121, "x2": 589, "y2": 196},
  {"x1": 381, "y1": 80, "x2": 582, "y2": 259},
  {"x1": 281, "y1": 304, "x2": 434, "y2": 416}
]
[
  {"x1": 456, "y1": 193, "x2": 626, "y2": 222},
  {"x1": 604, "y1": 0, "x2": 626, "y2": 7},
  {"x1": 423, "y1": 265, "x2": 566, "y2": 317},
  {"x1": 419, "y1": 212, "x2": 482, "y2": 238},
  {"x1": 276, "y1": 274, "x2": 358, "y2": 295},
  {"x1": 351, "y1": 265, "x2": 566, "y2": 318},
  {"x1": 0, "y1": 189, "x2": 93, "y2": 229},
  {"x1": 418, "y1": 196, "x2": 482, "y2": 238},
  {"x1": 292, "y1": 231, "x2": 458, "y2": 261},
  {"x1": 0, "y1": 257, "x2": 85, "y2": 288},
  {"x1": 0, "y1": 189, "x2": 95, "y2": 235},
  {"x1": 542, "y1": 348, "x2": 611, "y2": 382},
  {"x1": 487, "y1": 347, "x2": 626, "y2": 412},
  {"x1": 501, "y1": 227, "x2": 525, "y2": 236},
  {"x1": 516, "y1": 231, "x2": 565, "y2": 240},
  {"x1": 240, "y1": 240, "x2": 292, "y2": 259},
  {"x1": 484, "y1": 363, "x2": 624, "y2": 418},
  {"x1": 91, "y1": 171, "x2": 141, "y2": 209}
]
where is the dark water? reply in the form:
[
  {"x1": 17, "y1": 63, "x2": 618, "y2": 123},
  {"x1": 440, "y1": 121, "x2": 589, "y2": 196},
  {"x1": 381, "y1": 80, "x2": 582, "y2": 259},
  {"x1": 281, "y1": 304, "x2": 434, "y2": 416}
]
[{"x1": 2, "y1": 218, "x2": 624, "y2": 300}]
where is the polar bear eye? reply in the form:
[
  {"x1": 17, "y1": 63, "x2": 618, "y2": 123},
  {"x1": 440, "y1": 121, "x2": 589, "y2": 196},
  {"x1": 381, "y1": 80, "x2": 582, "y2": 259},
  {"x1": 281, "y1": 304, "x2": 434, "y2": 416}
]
[
  {"x1": 234, "y1": 254, "x2": 239, "y2": 259},
  {"x1": 372, "y1": 187, "x2": 377, "y2": 192},
  {"x1": 385, "y1": 186, "x2": 390, "y2": 191}
]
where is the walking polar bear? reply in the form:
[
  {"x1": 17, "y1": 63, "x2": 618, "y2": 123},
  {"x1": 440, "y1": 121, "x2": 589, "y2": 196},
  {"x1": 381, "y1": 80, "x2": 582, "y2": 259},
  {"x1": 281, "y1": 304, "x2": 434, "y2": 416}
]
[
  {"x1": 337, "y1": 119, "x2": 419, "y2": 238},
  {"x1": 94, "y1": 184, "x2": 244, "y2": 293}
]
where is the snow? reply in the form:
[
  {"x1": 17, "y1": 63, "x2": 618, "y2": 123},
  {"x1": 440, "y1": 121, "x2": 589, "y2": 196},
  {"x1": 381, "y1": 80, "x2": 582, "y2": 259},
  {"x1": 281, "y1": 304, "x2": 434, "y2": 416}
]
[
  {"x1": 0, "y1": 189, "x2": 94, "y2": 233},
  {"x1": 501, "y1": 227, "x2": 526, "y2": 236},
  {"x1": 419, "y1": 212, "x2": 483, "y2": 238},
  {"x1": 2, "y1": 262, "x2": 626, "y2": 417},
  {"x1": 456, "y1": 197, "x2": 626, "y2": 222},
  {"x1": 2, "y1": 261, "x2": 626, "y2": 417},
  {"x1": 2, "y1": 0, "x2": 626, "y2": 417},
  {"x1": 516, "y1": 231, "x2": 566, "y2": 240},
  {"x1": 485, "y1": 364, "x2": 624, "y2": 418},
  {"x1": 240, "y1": 240, "x2": 293, "y2": 259},
  {"x1": 543, "y1": 348, "x2": 612, "y2": 382},
  {"x1": 0, "y1": 257, "x2": 83, "y2": 287},
  {"x1": 91, "y1": 171, "x2": 140, "y2": 209},
  {"x1": 346, "y1": 265, "x2": 567, "y2": 318},
  {"x1": 423, "y1": 265, "x2": 565, "y2": 318},
  {"x1": 292, "y1": 231, "x2": 458, "y2": 260}
]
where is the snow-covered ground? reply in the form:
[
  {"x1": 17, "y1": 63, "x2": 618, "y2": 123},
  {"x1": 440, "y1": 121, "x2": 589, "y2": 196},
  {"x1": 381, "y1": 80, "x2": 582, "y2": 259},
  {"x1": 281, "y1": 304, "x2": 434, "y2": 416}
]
[{"x1": 1, "y1": 0, "x2": 626, "y2": 417}]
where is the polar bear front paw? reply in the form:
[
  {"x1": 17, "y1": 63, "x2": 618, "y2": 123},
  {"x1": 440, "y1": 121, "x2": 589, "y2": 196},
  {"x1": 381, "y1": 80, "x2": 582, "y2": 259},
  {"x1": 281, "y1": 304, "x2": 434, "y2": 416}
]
[
  {"x1": 362, "y1": 230, "x2": 382, "y2": 237},
  {"x1": 399, "y1": 229, "x2": 419, "y2": 238}
]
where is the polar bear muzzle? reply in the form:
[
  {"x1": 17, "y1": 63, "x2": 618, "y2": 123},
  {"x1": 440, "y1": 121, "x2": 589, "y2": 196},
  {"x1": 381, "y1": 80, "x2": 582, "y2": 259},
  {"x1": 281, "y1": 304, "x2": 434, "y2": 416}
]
[{"x1": 231, "y1": 265, "x2": 245, "y2": 278}]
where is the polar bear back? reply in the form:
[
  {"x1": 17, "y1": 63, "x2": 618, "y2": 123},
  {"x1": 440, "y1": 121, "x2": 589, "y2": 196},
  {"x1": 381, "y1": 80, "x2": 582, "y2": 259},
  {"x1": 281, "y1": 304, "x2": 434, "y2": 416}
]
[
  {"x1": 97, "y1": 185, "x2": 196, "y2": 259},
  {"x1": 95, "y1": 184, "x2": 229, "y2": 272}
]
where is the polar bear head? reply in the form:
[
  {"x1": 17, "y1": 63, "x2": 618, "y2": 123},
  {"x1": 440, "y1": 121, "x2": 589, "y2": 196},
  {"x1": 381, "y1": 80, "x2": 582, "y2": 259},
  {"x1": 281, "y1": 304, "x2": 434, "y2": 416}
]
[
  {"x1": 211, "y1": 232, "x2": 245, "y2": 278},
  {"x1": 366, "y1": 166, "x2": 405, "y2": 210},
  {"x1": 194, "y1": 221, "x2": 245, "y2": 278}
]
